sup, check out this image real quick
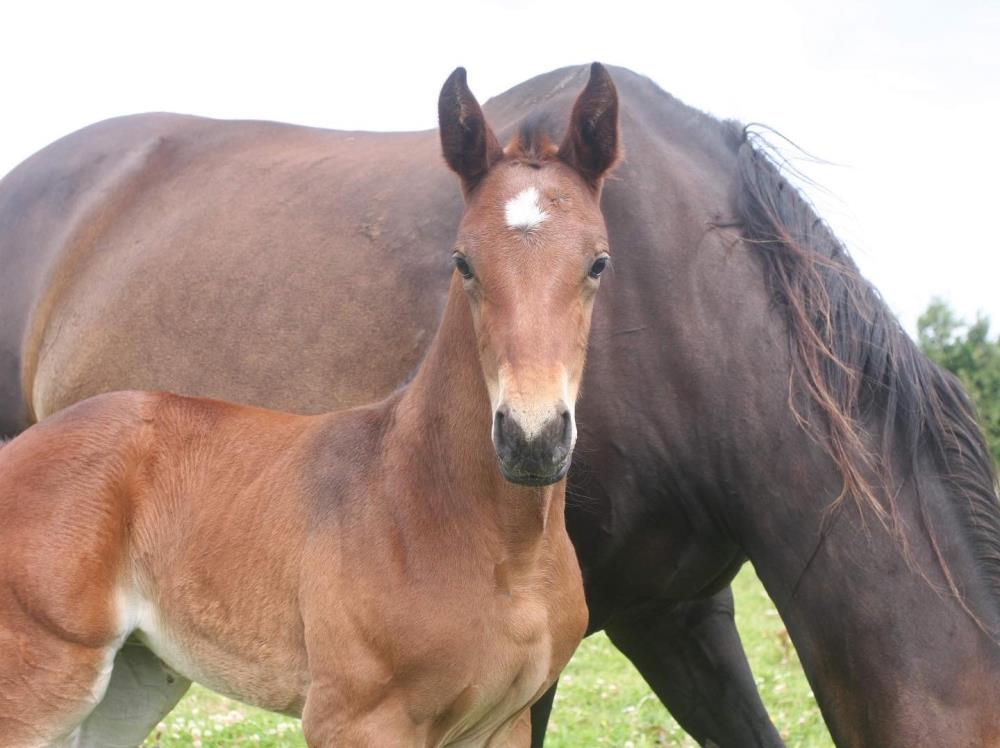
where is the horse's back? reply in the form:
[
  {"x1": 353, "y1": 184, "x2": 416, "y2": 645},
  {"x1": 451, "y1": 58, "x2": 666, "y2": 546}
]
[
  {"x1": 0, "y1": 113, "x2": 461, "y2": 434},
  {"x1": 0, "y1": 116, "x2": 151, "y2": 434},
  {"x1": 0, "y1": 114, "x2": 205, "y2": 436}
]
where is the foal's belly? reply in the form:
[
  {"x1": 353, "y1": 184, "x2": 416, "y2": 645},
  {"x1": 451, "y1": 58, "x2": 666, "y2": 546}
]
[
  {"x1": 127, "y1": 590, "x2": 558, "y2": 741},
  {"x1": 124, "y1": 588, "x2": 309, "y2": 715}
]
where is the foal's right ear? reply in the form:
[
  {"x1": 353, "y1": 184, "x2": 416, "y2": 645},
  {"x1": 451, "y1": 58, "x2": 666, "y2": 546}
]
[{"x1": 439, "y1": 67, "x2": 504, "y2": 194}]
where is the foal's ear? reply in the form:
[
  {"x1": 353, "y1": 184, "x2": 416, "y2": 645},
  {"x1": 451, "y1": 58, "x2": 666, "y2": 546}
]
[
  {"x1": 439, "y1": 67, "x2": 504, "y2": 193},
  {"x1": 558, "y1": 63, "x2": 620, "y2": 190}
]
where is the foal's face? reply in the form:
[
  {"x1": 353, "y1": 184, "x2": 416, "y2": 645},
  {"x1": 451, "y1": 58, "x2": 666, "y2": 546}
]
[
  {"x1": 454, "y1": 163, "x2": 609, "y2": 485},
  {"x1": 439, "y1": 63, "x2": 619, "y2": 486}
]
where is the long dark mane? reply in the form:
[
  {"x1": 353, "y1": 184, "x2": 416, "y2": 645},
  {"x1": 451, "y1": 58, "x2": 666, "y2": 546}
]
[{"x1": 732, "y1": 127, "x2": 1000, "y2": 615}]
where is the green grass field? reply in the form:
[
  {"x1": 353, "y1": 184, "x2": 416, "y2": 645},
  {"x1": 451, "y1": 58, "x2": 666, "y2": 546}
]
[{"x1": 142, "y1": 567, "x2": 831, "y2": 747}]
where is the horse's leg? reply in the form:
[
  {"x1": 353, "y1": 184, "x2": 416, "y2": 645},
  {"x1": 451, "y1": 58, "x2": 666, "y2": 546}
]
[
  {"x1": 492, "y1": 708, "x2": 532, "y2": 747},
  {"x1": 528, "y1": 681, "x2": 557, "y2": 748},
  {"x1": 0, "y1": 502, "x2": 132, "y2": 748},
  {"x1": 302, "y1": 686, "x2": 425, "y2": 747},
  {"x1": 0, "y1": 621, "x2": 179, "y2": 748},
  {"x1": 605, "y1": 587, "x2": 785, "y2": 748},
  {"x1": 0, "y1": 622, "x2": 119, "y2": 747},
  {"x1": 72, "y1": 639, "x2": 191, "y2": 747}
]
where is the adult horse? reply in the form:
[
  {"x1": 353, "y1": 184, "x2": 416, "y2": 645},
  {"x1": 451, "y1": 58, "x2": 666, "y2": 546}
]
[{"x1": 1, "y1": 64, "x2": 998, "y2": 746}]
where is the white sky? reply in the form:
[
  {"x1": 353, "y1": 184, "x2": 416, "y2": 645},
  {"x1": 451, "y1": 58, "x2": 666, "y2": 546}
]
[{"x1": 4, "y1": 0, "x2": 997, "y2": 335}]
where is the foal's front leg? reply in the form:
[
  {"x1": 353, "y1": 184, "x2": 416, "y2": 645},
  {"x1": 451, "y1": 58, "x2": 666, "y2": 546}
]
[
  {"x1": 301, "y1": 685, "x2": 426, "y2": 748},
  {"x1": 490, "y1": 708, "x2": 532, "y2": 747}
]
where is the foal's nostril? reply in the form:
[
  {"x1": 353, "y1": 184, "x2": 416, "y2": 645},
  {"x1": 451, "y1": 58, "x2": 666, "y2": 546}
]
[
  {"x1": 552, "y1": 408, "x2": 573, "y2": 461},
  {"x1": 493, "y1": 406, "x2": 516, "y2": 458}
]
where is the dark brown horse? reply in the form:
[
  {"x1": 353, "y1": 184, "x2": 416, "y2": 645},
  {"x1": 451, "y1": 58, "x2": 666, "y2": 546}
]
[
  {"x1": 0, "y1": 65, "x2": 626, "y2": 747},
  {"x1": 1, "y1": 64, "x2": 998, "y2": 746}
]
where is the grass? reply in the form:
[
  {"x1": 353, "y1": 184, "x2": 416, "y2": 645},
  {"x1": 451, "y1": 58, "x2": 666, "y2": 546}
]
[{"x1": 142, "y1": 567, "x2": 831, "y2": 747}]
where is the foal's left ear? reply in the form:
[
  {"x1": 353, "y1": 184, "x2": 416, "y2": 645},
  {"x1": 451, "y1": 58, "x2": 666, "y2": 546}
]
[{"x1": 558, "y1": 63, "x2": 620, "y2": 191}]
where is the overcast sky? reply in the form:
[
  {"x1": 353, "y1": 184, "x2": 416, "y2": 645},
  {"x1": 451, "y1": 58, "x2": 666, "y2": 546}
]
[{"x1": 4, "y1": 0, "x2": 997, "y2": 335}]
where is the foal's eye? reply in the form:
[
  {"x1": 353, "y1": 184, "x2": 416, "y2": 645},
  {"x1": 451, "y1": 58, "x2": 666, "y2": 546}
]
[
  {"x1": 453, "y1": 255, "x2": 474, "y2": 280},
  {"x1": 589, "y1": 255, "x2": 610, "y2": 279}
]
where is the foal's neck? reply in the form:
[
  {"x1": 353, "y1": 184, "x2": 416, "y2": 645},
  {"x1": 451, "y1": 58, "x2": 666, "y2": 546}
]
[{"x1": 392, "y1": 276, "x2": 561, "y2": 550}]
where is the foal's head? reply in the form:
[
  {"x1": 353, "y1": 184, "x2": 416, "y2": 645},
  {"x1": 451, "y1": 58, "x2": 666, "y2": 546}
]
[{"x1": 439, "y1": 63, "x2": 619, "y2": 486}]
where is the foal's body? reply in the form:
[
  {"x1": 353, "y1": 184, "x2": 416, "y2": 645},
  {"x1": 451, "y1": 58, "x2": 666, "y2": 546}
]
[
  {"x1": 1, "y1": 284, "x2": 582, "y2": 745},
  {"x1": 0, "y1": 66, "x2": 621, "y2": 746}
]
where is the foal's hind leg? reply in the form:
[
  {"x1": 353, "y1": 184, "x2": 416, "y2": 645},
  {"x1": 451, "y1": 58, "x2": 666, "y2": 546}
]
[
  {"x1": 73, "y1": 639, "x2": 191, "y2": 747},
  {"x1": 0, "y1": 628, "x2": 186, "y2": 748},
  {"x1": 0, "y1": 623, "x2": 118, "y2": 747}
]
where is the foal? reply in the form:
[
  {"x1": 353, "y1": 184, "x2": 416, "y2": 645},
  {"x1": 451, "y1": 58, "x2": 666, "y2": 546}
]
[{"x1": 0, "y1": 64, "x2": 619, "y2": 746}]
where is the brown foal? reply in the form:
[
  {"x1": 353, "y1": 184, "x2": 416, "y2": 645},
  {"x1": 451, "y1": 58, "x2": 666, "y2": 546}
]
[{"x1": 0, "y1": 64, "x2": 619, "y2": 747}]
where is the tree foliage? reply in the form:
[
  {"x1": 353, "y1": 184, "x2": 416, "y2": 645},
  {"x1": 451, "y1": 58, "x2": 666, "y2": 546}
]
[{"x1": 917, "y1": 299, "x2": 1000, "y2": 467}]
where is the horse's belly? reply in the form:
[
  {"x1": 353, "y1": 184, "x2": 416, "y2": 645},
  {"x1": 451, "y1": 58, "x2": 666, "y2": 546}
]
[{"x1": 123, "y1": 588, "x2": 308, "y2": 715}]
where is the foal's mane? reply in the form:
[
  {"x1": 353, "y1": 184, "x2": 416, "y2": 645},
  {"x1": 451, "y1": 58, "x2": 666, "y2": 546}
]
[{"x1": 731, "y1": 125, "x2": 1000, "y2": 613}]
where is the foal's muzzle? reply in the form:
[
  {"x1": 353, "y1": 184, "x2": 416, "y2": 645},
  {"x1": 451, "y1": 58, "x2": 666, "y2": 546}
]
[{"x1": 492, "y1": 404, "x2": 574, "y2": 486}]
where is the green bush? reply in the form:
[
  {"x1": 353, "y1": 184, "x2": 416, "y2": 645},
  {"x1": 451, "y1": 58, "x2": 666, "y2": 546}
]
[{"x1": 918, "y1": 299, "x2": 1000, "y2": 467}]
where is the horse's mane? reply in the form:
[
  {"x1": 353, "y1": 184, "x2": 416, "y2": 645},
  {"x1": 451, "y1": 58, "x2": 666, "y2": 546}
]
[{"x1": 731, "y1": 126, "x2": 1000, "y2": 614}]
